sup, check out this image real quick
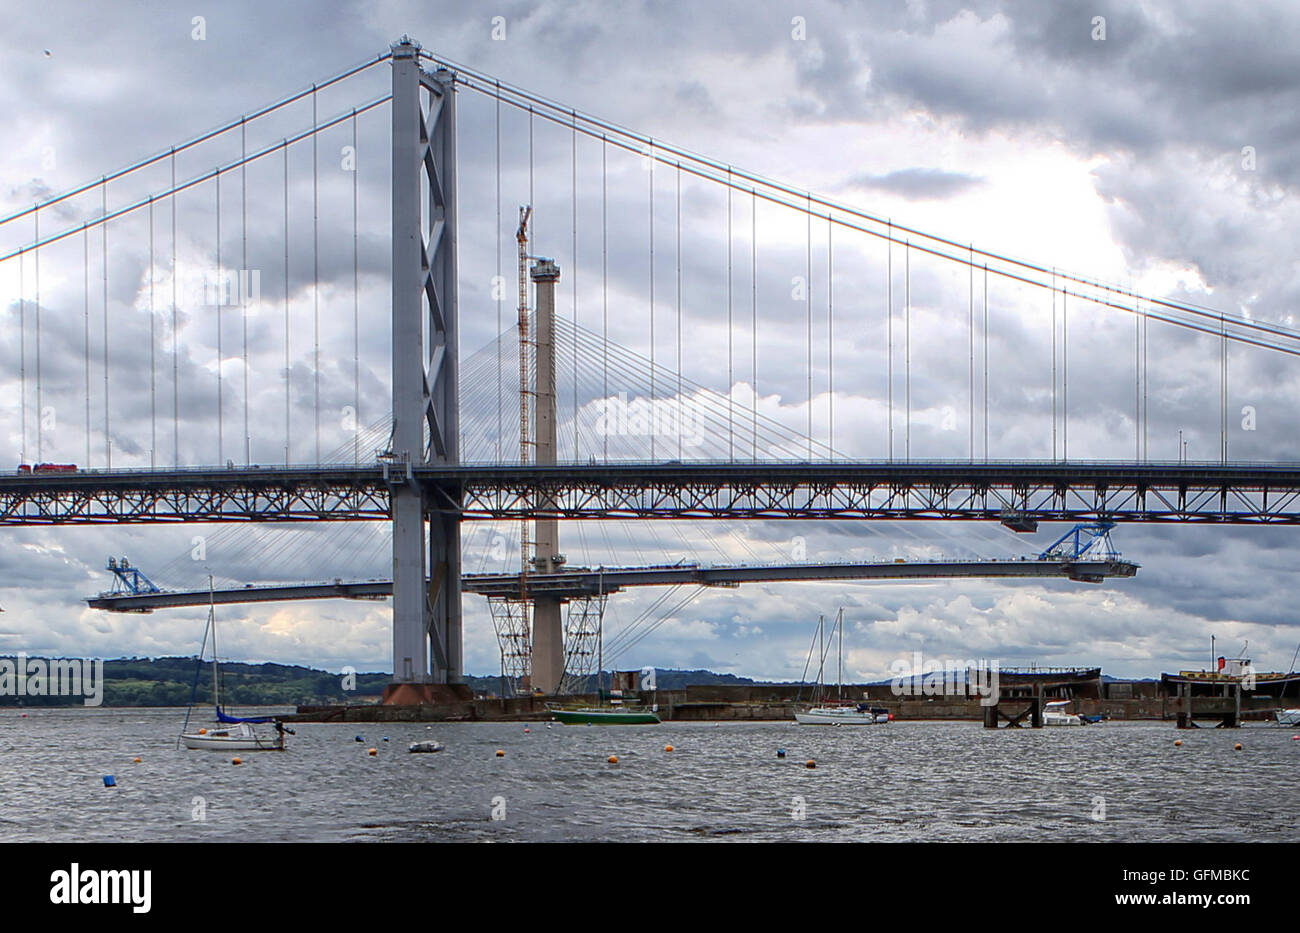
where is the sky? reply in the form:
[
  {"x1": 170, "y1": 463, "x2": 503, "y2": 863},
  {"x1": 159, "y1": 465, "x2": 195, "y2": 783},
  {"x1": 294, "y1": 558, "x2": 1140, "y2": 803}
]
[{"x1": 2, "y1": 0, "x2": 1300, "y2": 683}]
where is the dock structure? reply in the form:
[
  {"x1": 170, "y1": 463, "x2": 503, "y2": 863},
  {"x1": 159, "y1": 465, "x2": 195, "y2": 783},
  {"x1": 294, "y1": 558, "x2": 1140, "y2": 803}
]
[{"x1": 982, "y1": 695, "x2": 1042, "y2": 729}]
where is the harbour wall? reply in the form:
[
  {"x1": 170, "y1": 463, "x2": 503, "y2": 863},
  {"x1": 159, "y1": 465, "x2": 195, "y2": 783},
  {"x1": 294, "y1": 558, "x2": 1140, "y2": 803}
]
[{"x1": 288, "y1": 684, "x2": 1282, "y2": 723}]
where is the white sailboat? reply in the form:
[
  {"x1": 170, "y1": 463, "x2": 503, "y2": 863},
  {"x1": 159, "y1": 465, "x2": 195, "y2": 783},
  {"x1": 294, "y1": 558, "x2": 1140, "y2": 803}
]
[
  {"x1": 179, "y1": 579, "x2": 287, "y2": 751},
  {"x1": 794, "y1": 609, "x2": 891, "y2": 725}
]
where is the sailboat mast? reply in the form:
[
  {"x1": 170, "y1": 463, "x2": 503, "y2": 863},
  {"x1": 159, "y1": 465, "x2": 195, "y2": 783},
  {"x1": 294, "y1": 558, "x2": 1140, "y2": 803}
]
[
  {"x1": 837, "y1": 608, "x2": 843, "y2": 704},
  {"x1": 817, "y1": 615, "x2": 824, "y2": 704},
  {"x1": 208, "y1": 576, "x2": 219, "y2": 708}
]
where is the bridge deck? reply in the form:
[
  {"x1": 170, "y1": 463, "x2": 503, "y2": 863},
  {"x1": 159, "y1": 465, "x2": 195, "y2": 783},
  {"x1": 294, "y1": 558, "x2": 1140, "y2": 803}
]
[
  {"x1": 3, "y1": 460, "x2": 1300, "y2": 525},
  {"x1": 85, "y1": 557, "x2": 1139, "y2": 611}
]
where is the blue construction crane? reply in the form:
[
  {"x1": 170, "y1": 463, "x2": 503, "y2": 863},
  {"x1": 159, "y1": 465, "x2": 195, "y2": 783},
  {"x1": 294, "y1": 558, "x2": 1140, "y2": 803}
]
[
  {"x1": 105, "y1": 556, "x2": 162, "y2": 597},
  {"x1": 1037, "y1": 522, "x2": 1122, "y2": 562}
]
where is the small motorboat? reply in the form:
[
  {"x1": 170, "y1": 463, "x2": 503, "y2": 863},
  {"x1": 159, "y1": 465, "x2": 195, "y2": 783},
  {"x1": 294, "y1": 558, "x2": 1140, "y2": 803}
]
[
  {"x1": 1277, "y1": 709, "x2": 1300, "y2": 726},
  {"x1": 181, "y1": 721, "x2": 285, "y2": 751},
  {"x1": 408, "y1": 741, "x2": 445, "y2": 753},
  {"x1": 1043, "y1": 699, "x2": 1086, "y2": 726}
]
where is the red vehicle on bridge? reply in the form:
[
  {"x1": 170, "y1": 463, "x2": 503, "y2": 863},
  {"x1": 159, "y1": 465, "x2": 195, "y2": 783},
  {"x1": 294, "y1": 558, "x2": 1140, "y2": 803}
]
[{"x1": 17, "y1": 463, "x2": 78, "y2": 474}]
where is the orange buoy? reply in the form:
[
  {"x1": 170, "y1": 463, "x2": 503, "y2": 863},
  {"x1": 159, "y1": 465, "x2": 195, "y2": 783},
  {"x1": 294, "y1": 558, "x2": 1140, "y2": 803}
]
[
  {"x1": 198, "y1": 727, "x2": 207, "y2": 735},
  {"x1": 368, "y1": 747, "x2": 377, "y2": 756},
  {"x1": 607, "y1": 755, "x2": 619, "y2": 764},
  {"x1": 1174, "y1": 739, "x2": 1182, "y2": 746},
  {"x1": 805, "y1": 759, "x2": 816, "y2": 769},
  {"x1": 1234, "y1": 743, "x2": 1243, "y2": 751},
  {"x1": 231, "y1": 757, "x2": 242, "y2": 765},
  {"x1": 132, "y1": 757, "x2": 142, "y2": 764},
  {"x1": 495, "y1": 749, "x2": 505, "y2": 757},
  {"x1": 664, "y1": 745, "x2": 674, "y2": 752}
]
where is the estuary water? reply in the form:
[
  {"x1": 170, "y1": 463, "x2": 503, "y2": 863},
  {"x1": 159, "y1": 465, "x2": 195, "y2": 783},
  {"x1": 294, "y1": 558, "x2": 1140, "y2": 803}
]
[{"x1": 2, "y1": 708, "x2": 1296, "y2": 842}]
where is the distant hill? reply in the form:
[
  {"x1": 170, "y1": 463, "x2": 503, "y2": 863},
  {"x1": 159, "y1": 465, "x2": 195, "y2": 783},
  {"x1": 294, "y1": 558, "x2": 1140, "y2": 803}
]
[
  {"x1": 0, "y1": 656, "x2": 389, "y2": 708},
  {"x1": 0, "y1": 657, "x2": 781, "y2": 707}
]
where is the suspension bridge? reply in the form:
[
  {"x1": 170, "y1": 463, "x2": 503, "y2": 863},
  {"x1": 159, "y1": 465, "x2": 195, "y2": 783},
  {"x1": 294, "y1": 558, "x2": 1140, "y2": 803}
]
[{"x1": 3, "y1": 36, "x2": 1295, "y2": 698}]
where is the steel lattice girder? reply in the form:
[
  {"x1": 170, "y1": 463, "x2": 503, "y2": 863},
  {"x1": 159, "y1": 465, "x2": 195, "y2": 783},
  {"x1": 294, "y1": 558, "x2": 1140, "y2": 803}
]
[{"x1": 7, "y1": 462, "x2": 1300, "y2": 524}]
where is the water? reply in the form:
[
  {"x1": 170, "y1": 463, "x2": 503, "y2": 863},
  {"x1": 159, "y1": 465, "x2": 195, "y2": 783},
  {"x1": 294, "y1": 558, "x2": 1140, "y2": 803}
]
[{"x1": 3, "y1": 708, "x2": 1296, "y2": 842}]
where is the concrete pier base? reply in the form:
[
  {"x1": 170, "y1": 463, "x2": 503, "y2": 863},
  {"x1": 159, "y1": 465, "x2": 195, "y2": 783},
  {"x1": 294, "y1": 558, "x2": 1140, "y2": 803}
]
[{"x1": 380, "y1": 682, "x2": 473, "y2": 706}]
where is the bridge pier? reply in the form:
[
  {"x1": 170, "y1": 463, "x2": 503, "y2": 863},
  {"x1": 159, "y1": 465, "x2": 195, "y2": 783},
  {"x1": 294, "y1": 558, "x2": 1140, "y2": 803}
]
[{"x1": 529, "y1": 258, "x2": 565, "y2": 695}]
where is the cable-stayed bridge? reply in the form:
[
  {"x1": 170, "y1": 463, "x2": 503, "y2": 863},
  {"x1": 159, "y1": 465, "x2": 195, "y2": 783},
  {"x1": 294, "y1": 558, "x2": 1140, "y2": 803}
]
[{"x1": 3, "y1": 36, "x2": 1296, "y2": 697}]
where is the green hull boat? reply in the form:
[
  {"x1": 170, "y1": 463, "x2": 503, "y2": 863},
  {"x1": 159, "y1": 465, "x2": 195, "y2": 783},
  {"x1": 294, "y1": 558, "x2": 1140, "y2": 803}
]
[{"x1": 549, "y1": 706, "x2": 661, "y2": 725}]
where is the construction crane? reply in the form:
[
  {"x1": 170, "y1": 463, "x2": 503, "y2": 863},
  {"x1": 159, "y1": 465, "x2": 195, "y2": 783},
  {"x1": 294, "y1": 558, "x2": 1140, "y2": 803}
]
[{"x1": 516, "y1": 205, "x2": 533, "y2": 576}]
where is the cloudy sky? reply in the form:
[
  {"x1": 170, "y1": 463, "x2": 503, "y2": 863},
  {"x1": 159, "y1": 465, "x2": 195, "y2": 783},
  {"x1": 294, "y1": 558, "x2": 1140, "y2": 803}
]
[{"x1": 2, "y1": 0, "x2": 1300, "y2": 683}]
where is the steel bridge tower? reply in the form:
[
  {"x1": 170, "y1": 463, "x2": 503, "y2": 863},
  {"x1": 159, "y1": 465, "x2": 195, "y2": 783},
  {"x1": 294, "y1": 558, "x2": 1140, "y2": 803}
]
[{"x1": 382, "y1": 37, "x2": 465, "y2": 701}]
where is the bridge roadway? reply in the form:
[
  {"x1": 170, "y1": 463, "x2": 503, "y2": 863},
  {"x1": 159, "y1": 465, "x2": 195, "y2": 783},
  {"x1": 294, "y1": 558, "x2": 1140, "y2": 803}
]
[
  {"x1": 5, "y1": 460, "x2": 1300, "y2": 525},
  {"x1": 85, "y1": 556, "x2": 1138, "y2": 611}
]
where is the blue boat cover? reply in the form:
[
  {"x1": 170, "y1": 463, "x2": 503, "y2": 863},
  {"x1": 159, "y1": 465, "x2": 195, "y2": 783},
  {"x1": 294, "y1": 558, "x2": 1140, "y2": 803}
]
[{"x1": 215, "y1": 705, "x2": 276, "y2": 724}]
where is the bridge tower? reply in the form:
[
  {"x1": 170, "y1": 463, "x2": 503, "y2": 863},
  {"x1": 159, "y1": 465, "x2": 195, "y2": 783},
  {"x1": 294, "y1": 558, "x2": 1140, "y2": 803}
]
[
  {"x1": 529, "y1": 258, "x2": 566, "y2": 694},
  {"x1": 382, "y1": 36, "x2": 465, "y2": 701}
]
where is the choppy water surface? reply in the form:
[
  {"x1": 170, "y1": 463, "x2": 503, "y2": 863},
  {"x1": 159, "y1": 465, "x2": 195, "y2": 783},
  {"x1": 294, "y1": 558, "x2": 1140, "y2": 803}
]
[{"x1": 2, "y1": 708, "x2": 1297, "y2": 842}]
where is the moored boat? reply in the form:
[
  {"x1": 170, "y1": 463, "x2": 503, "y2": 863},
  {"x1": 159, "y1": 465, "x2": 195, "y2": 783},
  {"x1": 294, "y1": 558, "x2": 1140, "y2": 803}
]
[
  {"x1": 409, "y1": 740, "x2": 445, "y2": 753},
  {"x1": 794, "y1": 704, "x2": 891, "y2": 725},
  {"x1": 1043, "y1": 699, "x2": 1086, "y2": 726},
  {"x1": 181, "y1": 721, "x2": 285, "y2": 750},
  {"x1": 794, "y1": 608, "x2": 890, "y2": 725},
  {"x1": 549, "y1": 706, "x2": 661, "y2": 725},
  {"x1": 179, "y1": 578, "x2": 289, "y2": 751}
]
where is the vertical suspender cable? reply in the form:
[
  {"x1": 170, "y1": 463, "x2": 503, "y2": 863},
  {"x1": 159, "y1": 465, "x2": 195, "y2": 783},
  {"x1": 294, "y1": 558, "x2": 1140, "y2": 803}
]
[
  {"x1": 602, "y1": 138, "x2": 608, "y2": 463},
  {"x1": 149, "y1": 198, "x2": 156, "y2": 467},
  {"x1": 352, "y1": 110, "x2": 361, "y2": 465},
  {"x1": 529, "y1": 108, "x2": 534, "y2": 239},
  {"x1": 1052, "y1": 269, "x2": 1058, "y2": 459},
  {"x1": 806, "y1": 194, "x2": 812, "y2": 458},
  {"x1": 1062, "y1": 287, "x2": 1068, "y2": 459},
  {"x1": 726, "y1": 169, "x2": 733, "y2": 460},
  {"x1": 649, "y1": 140, "x2": 655, "y2": 461},
  {"x1": 1142, "y1": 300, "x2": 1148, "y2": 460},
  {"x1": 887, "y1": 222, "x2": 893, "y2": 461},
  {"x1": 34, "y1": 209, "x2": 41, "y2": 462},
  {"x1": 283, "y1": 141, "x2": 290, "y2": 466},
  {"x1": 241, "y1": 120, "x2": 250, "y2": 465},
  {"x1": 827, "y1": 215, "x2": 833, "y2": 458},
  {"x1": 312, "y1": 87, "x2": 320, "y2": 463},
  {"x1": 751, "y1": 188, "x2": 757, "y2": 461},
  {"x1": 18, "y1": 243, "x2": 25, "y2": 465},
  {"x1": 905, "y1": 240, "x2": 910, "y2": 461},
  {"x1": 171, "y1": 151, "x2": 179, "y2": 466},
  {"x1": 495, "y1": 86, "x2": 502, "y2": 462},
  {"x1": 103, "y1": 183, "x2": 110, "y2": 468},
  {"x1": 982, "y1": 263, "x2": 988, "y2": 459},
  {"x1": 968, "y1": 244, "x2": 974, "y2": 460},
  {"x1": 216, "y1": 169, "x2": 223, "y2": 463},
  {"x1": 85, "y1": 228, "x2": 91, "y2": 466},
  {"x1": 1135, "y1": 293, "x2": 1140, "y2": 462},
  {"x1": 1216, "y1": 311, "x2": 1227, "y2": 462},
  {"x1": 681, "y1": 166, "x2": 691, "y2": 465},
  {"x1": 572, "y1": 111, "x2": 579, "y2": 460}
]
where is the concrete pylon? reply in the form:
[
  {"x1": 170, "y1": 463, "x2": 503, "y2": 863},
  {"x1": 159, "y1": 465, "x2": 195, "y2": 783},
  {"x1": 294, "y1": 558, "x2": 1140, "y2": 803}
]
[{"x1": 529, "y1": 259, "x2": 565, "y2": 695}]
